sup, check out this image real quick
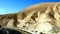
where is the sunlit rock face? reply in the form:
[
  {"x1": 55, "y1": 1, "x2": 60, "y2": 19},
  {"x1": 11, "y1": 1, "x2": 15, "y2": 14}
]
[
  {"x1": 17, "y1": 2, "x2": 60, "y2": 34},
  {"x1": 0, "y1": 2, "x2": 60, "y2": 34}
]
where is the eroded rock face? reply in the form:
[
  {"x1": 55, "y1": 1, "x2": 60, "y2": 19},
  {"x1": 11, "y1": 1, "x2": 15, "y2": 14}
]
[
  {"x1": 17, "y1": 3, "x2": 60, "y2": 34},
  {"x1": 0, "y1": 2, "x2": 60, "y2": 34},
  {"x1": 0, "y1": 14, "x2": 18, "y2": 28}
]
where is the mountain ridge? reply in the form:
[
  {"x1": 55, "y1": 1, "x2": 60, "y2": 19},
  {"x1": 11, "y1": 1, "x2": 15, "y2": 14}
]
[{"x1": 0, "y1": 2, "x2": 60, "y2": 34}]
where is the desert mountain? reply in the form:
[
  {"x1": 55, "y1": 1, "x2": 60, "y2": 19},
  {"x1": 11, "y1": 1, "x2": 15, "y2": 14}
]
[{"x1": 0, "y1": 2, "x2": 60, "y2": 34}]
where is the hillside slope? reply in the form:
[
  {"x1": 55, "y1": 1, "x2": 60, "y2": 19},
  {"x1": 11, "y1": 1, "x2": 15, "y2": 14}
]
[{"x1": 0, "y1": 2, "x2": 60, "y2": 34}]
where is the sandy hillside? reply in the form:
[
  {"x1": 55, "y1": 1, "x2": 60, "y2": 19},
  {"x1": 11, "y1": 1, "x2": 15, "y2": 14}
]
[{"x1": 0, "y1": 2, "x2": 60, "y2": 34}]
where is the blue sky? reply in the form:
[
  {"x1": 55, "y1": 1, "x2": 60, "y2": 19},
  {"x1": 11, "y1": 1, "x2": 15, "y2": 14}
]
[{"x1": 0, "y1": 0, "x2": 60, "y2": 15}]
